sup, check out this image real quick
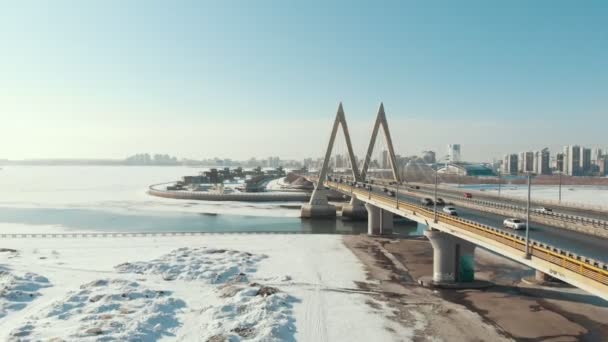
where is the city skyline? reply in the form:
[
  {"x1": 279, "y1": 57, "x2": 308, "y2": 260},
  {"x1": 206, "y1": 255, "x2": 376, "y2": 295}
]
[{"x1": 1, "y1": 1, "x2": 607, "y2": 161}]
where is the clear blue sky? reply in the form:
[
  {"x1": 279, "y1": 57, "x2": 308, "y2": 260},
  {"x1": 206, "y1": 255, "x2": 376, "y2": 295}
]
[{"x1": 1, "y1": 1, "x2": 607, "y2": 161}]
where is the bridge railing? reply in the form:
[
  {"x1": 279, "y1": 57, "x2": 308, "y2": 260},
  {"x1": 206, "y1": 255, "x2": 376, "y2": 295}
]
[
  {"x1": 330, "y1": 177, "x2": 608, "y2": 230},
  {"x1": 327, "y1": 181, "x2": 608, "y2": 287}
]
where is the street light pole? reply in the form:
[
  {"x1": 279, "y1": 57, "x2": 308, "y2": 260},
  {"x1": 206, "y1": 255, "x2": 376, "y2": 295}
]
[
  {"x1": 434, "y1": 167, "x2": 438, "y2": 223},
  {"x1": 396, "y1": 183, "x2": 399, "y2": 209},
  {"x1": 525, "y1": 172, "x2": 532, "y2": 259},
  {"x1": 558, "y1": 171, "x2": 562, "y2": 203},
  {"x1": 497, "y1": 170, "x2": 501, "y2": 197}
]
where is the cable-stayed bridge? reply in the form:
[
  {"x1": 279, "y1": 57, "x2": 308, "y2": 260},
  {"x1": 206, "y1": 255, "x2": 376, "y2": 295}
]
[{"x1": 301, "y1": 103, "x2": 608, "y2": 301}]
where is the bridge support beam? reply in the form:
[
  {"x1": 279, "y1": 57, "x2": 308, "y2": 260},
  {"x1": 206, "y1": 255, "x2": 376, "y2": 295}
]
[
  {"x1": 424, "y1": 229, "x2": 476, "y2": 284},
  {"x1": 536, "y1": 270, "x2": 552, "y2": 282},
  {"x1": 365, "y1": 203, "x2": 393, "y2": 235},
  {"x1": 301, "y1": 188, "x2": 336, "y2": 218},
  {"x1": 341, "y1": 196, "x2": 367, "y2": 220}
]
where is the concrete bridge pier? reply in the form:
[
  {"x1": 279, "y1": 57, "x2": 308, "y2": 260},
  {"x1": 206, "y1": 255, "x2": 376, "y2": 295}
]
[
  {"x1": 301, "y1": 188, "x2": 336, "y2": 218},
  {"x1": 342, "y1": 196, "x2": 368, "y2": 220},
  {"x1": 424, "y1": 229, "x2": 476, "y2": 284},
  {"x1": 365, "y1": 203, "x2": 394, "y2": 235}
]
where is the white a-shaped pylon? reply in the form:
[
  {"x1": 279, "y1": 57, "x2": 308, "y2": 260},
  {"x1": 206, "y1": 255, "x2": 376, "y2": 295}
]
[
  {"x1": 360, "y1": 103, "x2": 401, "y2": 183},
  {"x1": 308, "y1": 102, "x2": 360, "y2": 206}
]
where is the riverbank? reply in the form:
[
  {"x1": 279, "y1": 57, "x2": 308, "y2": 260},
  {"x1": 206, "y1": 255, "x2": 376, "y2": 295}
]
[{"x1": 345, "y1": 235, "x2": 608, "y2": 341}]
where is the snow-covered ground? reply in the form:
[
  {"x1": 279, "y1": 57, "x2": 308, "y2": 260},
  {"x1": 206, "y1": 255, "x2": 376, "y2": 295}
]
[
  {"x1": 0, "y1": 234, "x2": 411, "y2": 341},
  {"x1": 453, "y1": 184, "x2": 608, "y2": 208},
  {"x1": 0, "y1": 166, "x2": 300, "y2": 217}
]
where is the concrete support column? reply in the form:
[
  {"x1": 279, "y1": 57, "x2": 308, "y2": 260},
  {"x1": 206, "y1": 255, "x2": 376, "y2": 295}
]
[
  {"x1": 301, "y1": 188, "x2": 336, "y2": 218},
  {"x1": 424, "y1": 230, "x2": 476, "y2": 284},
  {"x1": 342, "y1": 196, "x2": 368, "y2": 220},
  {"x1": 456, "y1": 240, "x2": 476, "y2": 283},
  {"x1": 425, "y1": 230, "x2": 456, "y2": 283},
  {"x1": 380, "y1": 209, "x2": 394, "y2": 235},
  {"x1": 365, "y1": 203, "x2": 394, "y2": 235},
  {"x1": 365, "y1": 203, "x2": 381, "y2": 235}
]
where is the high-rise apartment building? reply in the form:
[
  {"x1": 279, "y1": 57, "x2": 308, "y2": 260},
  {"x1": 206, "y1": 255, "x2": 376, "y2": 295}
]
[
  {"x1": 533, "y1": 148, "x2": 551, "y2": 175},
  {"x1": 503, "y1": 154, "x2": 518, "y2": 175},
  {"x1": 447, "y1": 144, "x2": 461, "y2": 163},
  {"x1": 381, "y1": 150, "x2": 389, "y2": 169},
  {"x1": 555, "y1": 153, "x2": 564, "y2": 173},
  {"x1": 564, "y1": 145, "x2": 581, "y2": 176},
  {"x1": 592, "y1": 148, "x2": 603, "y2": 165},
  {"x1": 580, "y1": 147, "x2": 591, "y2": 175},
  {"x1": 519, "y1": 151, "x2": 534, "y2": 173}
]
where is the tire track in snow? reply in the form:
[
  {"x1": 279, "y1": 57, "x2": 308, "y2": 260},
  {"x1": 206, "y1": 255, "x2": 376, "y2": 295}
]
[{"x1": 303, "y1": 271, "x2": 329, "y2": 342}]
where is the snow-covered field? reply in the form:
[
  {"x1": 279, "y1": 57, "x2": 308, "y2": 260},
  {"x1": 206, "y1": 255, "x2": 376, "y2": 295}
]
[
  {"x1": 0, "y1": 234, "x2": 411, "y2": 341},
  {"x1": 453, "y1": 184, "x2": 608, "y2": 208},
  {"x1": 0, "y1": 166, "x2": 421, "y2": 340}
]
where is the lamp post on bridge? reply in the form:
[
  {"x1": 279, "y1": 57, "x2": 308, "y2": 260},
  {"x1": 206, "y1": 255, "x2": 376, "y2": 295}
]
[
  {"x1": 433, "y1": 156, "x2": 449, "y2": 223},
  {"x1": 524, "y1": 171, "x2": 534, "y2": 259},
  {"x1": 497, "y1": 170, "x2": 502, "y2": 198},
  {"x1": 434, "y1": 168, "x2": 438, "y2": 223},
  {"x1": 556, "y1": 171, "x2": 563, "y2": 203}
]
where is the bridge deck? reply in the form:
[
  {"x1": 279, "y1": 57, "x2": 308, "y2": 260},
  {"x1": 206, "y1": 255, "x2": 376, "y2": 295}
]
[{"x1": 327, "y1": 181, "x2": 608, "y2": 301}]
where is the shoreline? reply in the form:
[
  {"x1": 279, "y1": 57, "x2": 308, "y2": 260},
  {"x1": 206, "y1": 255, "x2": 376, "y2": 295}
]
[{"x1": 344, "y1": 234, "x2": 608, "y2": 341}]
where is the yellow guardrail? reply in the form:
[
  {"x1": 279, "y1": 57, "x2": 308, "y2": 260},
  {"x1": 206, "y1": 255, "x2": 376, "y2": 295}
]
[{"x1": 328, "y1": 181, "x2": 608, "y2": 287}]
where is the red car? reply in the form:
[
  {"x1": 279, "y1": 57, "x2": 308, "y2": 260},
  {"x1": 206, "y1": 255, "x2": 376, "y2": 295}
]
[{"x1": 464, "y1": 192, "x2": 473, "y2": 199}]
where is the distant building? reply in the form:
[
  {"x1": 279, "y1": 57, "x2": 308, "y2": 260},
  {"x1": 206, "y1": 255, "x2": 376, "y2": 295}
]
[
  {"x1": 564, "y1": 145, "x2": 581, "y2": 176},
  {"x1": 447, "y1": 144, "x2": 461, "y2": 163},
  {"x1": 438, "y1": 162, "x2": 494, "y2": 176},
  {"x1": 491, "y1": 159, "x2": 502, "y2": 173},
  {"x1": 598, "y1": 157, "x2": 608, "y2": 176},
  {"x1": 503, "y1": 154, "x2": 518, "y2": 175},
  {"x1": 422, "y1": 150, "x2": 436, "y2": 164},
  {"x1": 381, "y1": 150, "x2": 389, "y2": 169},
  {"x1": 518, "y1": 151, "x2": 534, "y2": 173},
  {"x1": 533, "y1": 148, "x2": 551, "y2": 175},
  {"x1": 592, "y1": 148, "x2": 603, "y2": 165},
  {"x1": 268, "y1": 156, "x2": 281, "y2": 168},
  {"x1": 555, "y1": 153, "x2": 564, "y2": 172},
  {"x1": 580, "y1": 147, "x2": 591, "y2": 175},
  {"x1": 335, "y1": 154, "x2": 345, "y2": 168}
]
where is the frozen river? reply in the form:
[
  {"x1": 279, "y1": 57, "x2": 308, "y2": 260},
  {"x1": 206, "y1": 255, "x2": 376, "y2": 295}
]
[{"x1": 0, "y1": 166, "x2": 420, "y2": 235}]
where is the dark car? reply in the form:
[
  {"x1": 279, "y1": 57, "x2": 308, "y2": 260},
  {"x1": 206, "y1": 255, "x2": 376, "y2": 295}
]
[
  {"x1": 421, "y1": 198, "x2": 434, "y2": 206},
  {"x1": 436, "y1": 198, "x2": 445, "y2": 206},
  {"x1": 464, "y1": 192, "x2": 473, "y2": 199}
]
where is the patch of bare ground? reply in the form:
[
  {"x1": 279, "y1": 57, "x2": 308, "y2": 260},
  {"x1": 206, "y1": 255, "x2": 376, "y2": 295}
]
[
  {"x1": 344, "y1": 234, "x2": 608, "y2": 342},
  {"x1": 343, "y1": 235, "x2": 512, "y2": 342}
]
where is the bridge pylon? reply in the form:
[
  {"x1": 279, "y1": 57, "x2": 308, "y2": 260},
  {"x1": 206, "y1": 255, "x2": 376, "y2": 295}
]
[
  {"x1": 301, "y1": 103, "x2": 360, "y2": 218},
  {"x1": 361, "y1": 103, "x2": 401, "y2": 183}
]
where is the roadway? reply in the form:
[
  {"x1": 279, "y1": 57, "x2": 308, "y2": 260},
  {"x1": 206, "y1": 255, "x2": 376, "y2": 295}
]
[
  {"x1": 410, "y1": 183, "x2": 608, "y2": 222},
  {"x1": 352, "y1": 183, "x2": 608, "y2": 263}
]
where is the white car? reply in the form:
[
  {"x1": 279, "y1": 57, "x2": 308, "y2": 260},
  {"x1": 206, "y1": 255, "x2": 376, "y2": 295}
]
[
  {"x1": 503, "y1": 218, "x2": 525, "y2": 230},
  {"x1": 534, "y1": 207, "x2": 553, "y2": 213},
  {"x1": 442, "y1": 207, "x2": 458, "y2": 216}
]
